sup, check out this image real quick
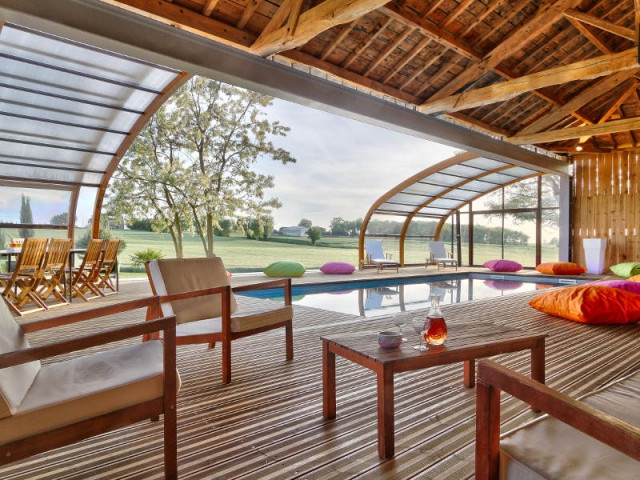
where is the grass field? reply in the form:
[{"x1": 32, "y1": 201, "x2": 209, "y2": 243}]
[{"x1": 0, "y1": 228, "x2": 559, "y2": 278}]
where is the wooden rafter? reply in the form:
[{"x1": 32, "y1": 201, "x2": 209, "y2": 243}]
[
  {"x1": 101, "y1": 0, "x2": 254, "y2": 48},
  {"x1": 201, "y1": 0, "x2": 220, "y2": 17},
  {"x1": 381, "y1": 35, "x2": 431, "y2": 83},
  {"x1": 422, "y1": 0, "x2": 583, "y2": 104},
  {"x1": 597, "y1": 79, "x2": 638, "y2": 123},
  {"x1": 509, "y1": 116, "x2": 640, "y2": 145},
  {"x1": 420, "y1": 49, "x2": 639, "y2": 115},
  {"x1": 250, "y1": 0, "x2": 390, "y2": 57},
  {"x1": 440, "y1": 0, "x2": 475, "y2": 29},
  {"x1": 320, "y1": 21, "x2": 356, "y2": 61},
  {"x1": 281, "y1": 49, "x2": 422, "y2": 104},
  {"x1": 364, "y1": 26, "x2": 413, "y2": 77},
  {"x1": 342, "y1": 18, "x2": 393, "y2": 70},
  {"x1": 236, "y1": 0, "x2": 262, "y2": 29},
  {"x1": 565, "y1": 15, "x2": 611, "y2": 53},
  {"x1": 519, "y1": 69, "x2": 638, "y2": 135},
  {"x1": 563, "y1": 9, "x2": 636, "y2": 41}
]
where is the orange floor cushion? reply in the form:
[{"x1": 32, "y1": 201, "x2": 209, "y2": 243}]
[
  {"x1": 529, "y1": 284, "x2": 640, "y2": 324},
  {"x1": 535, "y1": 262, "x2": 586, "y2": 275}
]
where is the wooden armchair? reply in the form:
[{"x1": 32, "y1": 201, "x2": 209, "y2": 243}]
[
  {"x1": 0, "y1": 296, "x2": 178, "y2": 478},
  {"x1": 145, "y1": 257, "x2": 293, "y2": 383},
  {"x1": 0, "y1": 237, "x2": 49, "y2": 315},
  {"x1": 476, "y1": 360, "x2": 640, "y2": 480}
]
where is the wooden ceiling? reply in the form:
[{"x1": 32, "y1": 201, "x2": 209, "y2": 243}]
[{"x1": 101, "y1": 0, "x2": 639, "y2": 155}]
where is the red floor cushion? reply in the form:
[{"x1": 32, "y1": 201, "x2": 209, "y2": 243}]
[
  {"x1": 536, "y1": 262, "x2": 586, "y2": 275},
  {"x1": 529, "y1": 285, "x2": 640, "y2": 324},
  {"x1": 320, "y1": 261, "x2": 355, "y2": 274}
]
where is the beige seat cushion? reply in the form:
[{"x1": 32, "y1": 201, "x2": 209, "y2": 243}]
[
  {"x1": 176, "y1": 303, "x2": 293, "y2": 337},
  {"x1": 0, "y1": 300, "x2": 40, "y2": 419},
  {"x1": 149, "y1": 257, "x2": 239, "y2": 323},
  {"x1": 499, "y1": 371, "x2": 640, "y2": 480},
  {"x1": 0, "y1": 340, "x2": 166, "y2": 444}
]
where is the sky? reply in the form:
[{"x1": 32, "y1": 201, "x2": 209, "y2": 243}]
[
  {"x1": 0, "y1": 96, "x2": 459, "y2": 229},
  {"x1": 257, "y1": 98, "x2": 459, "y2": 230}
]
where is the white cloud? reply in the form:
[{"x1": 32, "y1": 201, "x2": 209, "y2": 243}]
[{"x1": 257, "y1": 99, "x2": 459, "y2": 229}]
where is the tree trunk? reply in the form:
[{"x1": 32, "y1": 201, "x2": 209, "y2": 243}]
[{"x1": 206, "y1": 212, "x2": 215, "y2": 257}]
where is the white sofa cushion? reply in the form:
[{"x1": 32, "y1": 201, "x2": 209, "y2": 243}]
[
  {"x1": 175, "y1": 303, "x2": 293, "y2": 337},
  {"x1": 149, "y1": 257, "x2": 239, "y2": 323},
  {"x1": 500, "y1": 371, "x2": 640, "y2": 480},
  {"x1": 0, "y1": 300, "x2": 40, "y2": 418},
  {"x1": 0, "y1": 340, "x2": 165, "y2": 443}
]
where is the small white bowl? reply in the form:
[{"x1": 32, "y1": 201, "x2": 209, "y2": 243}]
[{"x1": 378, "y1": 331, "x2": 402, "y2": 348}]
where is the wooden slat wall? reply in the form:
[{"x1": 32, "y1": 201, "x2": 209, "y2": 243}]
[{"x1": 572, "y1": 152, "x2": 640, "y2": 269}]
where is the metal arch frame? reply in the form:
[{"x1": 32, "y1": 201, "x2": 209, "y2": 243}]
[{"x1": 359, "y1": 153, "x2": 550, "y2": 268}]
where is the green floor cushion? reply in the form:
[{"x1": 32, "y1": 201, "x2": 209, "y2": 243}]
[
  {"x1": 610, "y1": 262, "x2": 640, "y2": 278},
  {"x1": 264, "y1": 260, "x2": 306, "y2": 277}
]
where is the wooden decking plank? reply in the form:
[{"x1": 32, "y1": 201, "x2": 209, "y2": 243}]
[{"x1": 2, "y1": 280, "x2": 639, "y2": 479}]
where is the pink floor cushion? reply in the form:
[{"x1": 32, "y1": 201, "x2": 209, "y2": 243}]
[
  {"x1": 483, "y1": 259, "x2": 523, "y2": 272},
  {"x1": 483, "y1": 279, "x2": 523, "y2": 290},
  {"x1": 587, "y1": 280, "x2": 640, "y2": 295},
  {"x1": 320, "y1": 261, "x2": 356, "y2": 275}
]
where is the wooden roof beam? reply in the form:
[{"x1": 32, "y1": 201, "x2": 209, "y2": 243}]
[
  {"x1": 420, "y1": 49, "x2": 639, "y2": 115},
  {"x1": 250, "y1": 0, "x2": 390, "y2": 57},
  {"x1": 519, "y1": 69, "x2": 638, "y2": 135},
  {"x1": 422, "y1": 0, "x2": 584, "y2": 104},
  {"x1": 510, "y1": 116, "x2": 640, "y2": 145},
  {"x1": 565, "y1": 15, "x2": 611, "y2": 54},
  {"x1": 563, "y1": 9, "x2": 635, "y2": 42},
  {"x1": 596, "y1": 80, "x2": 638, "y2": 124},
  {"x1": 201, "y1": 0, "x2": 220, "y2": 17},
  {"x1": 342, "y1": 17, "x2": 393, "y2": 69}
]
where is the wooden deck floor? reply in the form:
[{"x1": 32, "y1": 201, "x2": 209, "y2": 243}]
[{"x1": 3, "y1": 271, "x2": 638, "y2": 479}]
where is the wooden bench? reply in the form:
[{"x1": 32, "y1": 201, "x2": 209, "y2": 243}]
[{"x1": 475, "y1": 360, "x2": 640, "y2": 480}]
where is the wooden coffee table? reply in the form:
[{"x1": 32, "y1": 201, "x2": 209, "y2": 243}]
[{"x1": 322, "y1": 322, "x2": 546, "y2": 458}]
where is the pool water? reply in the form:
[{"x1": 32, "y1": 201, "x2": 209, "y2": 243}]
[{"x1": 238, "y1": 273, "x2": 586, "y2": 317}]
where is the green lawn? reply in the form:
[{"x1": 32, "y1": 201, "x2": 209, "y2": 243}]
[{"x1": 0, "y1": 228, "x2": 558, "y2": 279}]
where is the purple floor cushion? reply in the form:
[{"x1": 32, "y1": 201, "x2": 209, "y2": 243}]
[{"x1": 320, "y1": 261, "x2": 356, "y2": 274}]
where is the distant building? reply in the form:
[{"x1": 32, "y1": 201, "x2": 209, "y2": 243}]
[{"x1": 280, "y1": 226, "x2": 308, "y2": 237}]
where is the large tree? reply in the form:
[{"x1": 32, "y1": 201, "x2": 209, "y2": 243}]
[
  {"x1": 484, "y1": 175, "x2": 560, "y2": 227},
  {"x1": 107, "y1": 77, "x2": 295, "y2": 257}
]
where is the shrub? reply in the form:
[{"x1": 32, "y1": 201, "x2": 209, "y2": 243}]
[
  {"x1": 307, "y1": 226, "x2": 323, "y2": 245},
  {"x1": 130, "y1": 248, "x2": 165, "y2": 268}
]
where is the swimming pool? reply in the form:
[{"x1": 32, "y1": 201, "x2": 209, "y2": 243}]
[{"x1": 237, "y1": 272, "x2": 588, "y2": 317}]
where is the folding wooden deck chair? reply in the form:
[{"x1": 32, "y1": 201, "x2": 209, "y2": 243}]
[
  {"x1": 95, "y1": 238, "x2": 120, "y2": 294},
  {"x1": 146, "y1": 256, "x2": 293, "y2": 383},
  {"x1": 0, "y1": 295, "x2": 178, "y2": 478},
  {"x1": 71, "y1": 238, "x2": 106, "y2": 301},
  {"x1": 0, "y1": 237, "x2": 49, "y2": 315},
  {"x1": 37, "y1": 238, "x2": 73, "y2": 308},
  {"x1": 428, "y1": 241, "x2": 458, "y2": 270},
  {"x1": 364, "y1": 240, "x2": 400, "y2": 273}
]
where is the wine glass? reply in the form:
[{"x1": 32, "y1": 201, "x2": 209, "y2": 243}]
[
  {"x1": 414, "y1": 329, "x2": 428, "y2": 351},
  {"x1": 410, "y1": 313, "x2": 428, "y2": 350},
  {"x1": 393, "y1": 312, "x2": 408, "y2": 342}
]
